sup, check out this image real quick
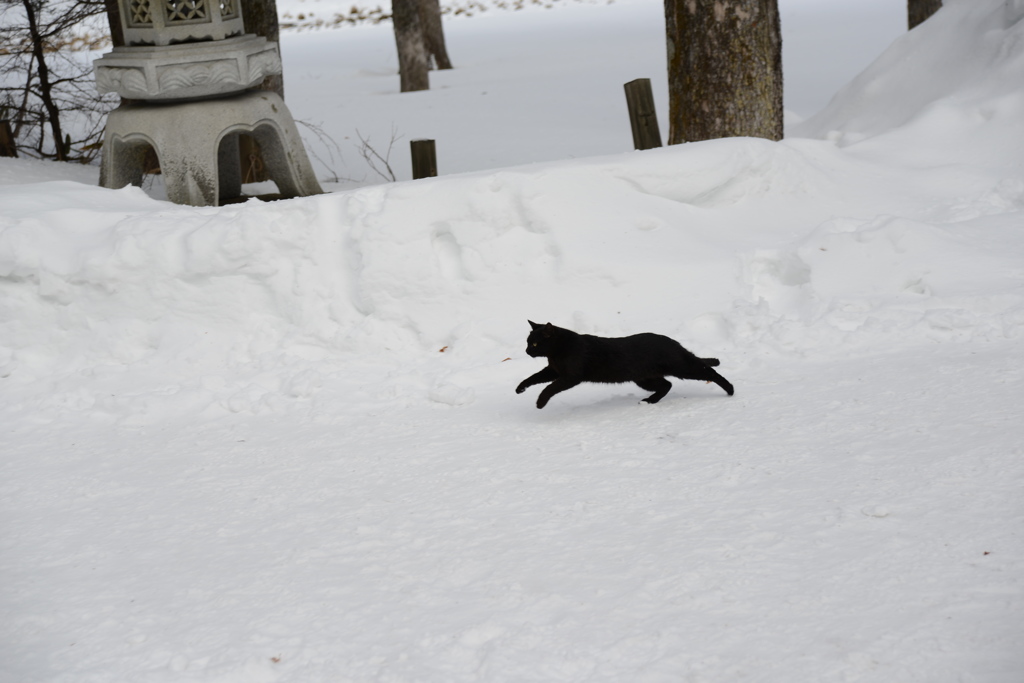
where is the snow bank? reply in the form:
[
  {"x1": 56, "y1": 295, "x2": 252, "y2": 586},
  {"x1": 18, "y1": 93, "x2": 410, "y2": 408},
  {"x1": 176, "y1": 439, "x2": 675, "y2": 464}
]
[
  {"x1": 792, "y1": 0, "x2": 1024, "y2": 162},
  {"x1": 2, "y1": 130, "x2": 1022, "y2": 422},
  {"x1": 0, "y1": 1, "x2": 1022, "y2": 423}
]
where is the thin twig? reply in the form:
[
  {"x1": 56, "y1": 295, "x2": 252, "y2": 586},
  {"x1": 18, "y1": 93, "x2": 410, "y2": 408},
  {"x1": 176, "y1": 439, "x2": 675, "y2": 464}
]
[
  {"x1": 296, "y1": 118, "x2": 347, "y2": 183},
  {"x1": 355, "y1": 126, "x2": 402, "y2": 183}
]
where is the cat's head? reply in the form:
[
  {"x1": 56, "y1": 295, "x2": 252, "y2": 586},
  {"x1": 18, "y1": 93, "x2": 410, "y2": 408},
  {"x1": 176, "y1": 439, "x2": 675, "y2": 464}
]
[{"x1": 525, "y1": 320, "x2": 557, "y2": 357}]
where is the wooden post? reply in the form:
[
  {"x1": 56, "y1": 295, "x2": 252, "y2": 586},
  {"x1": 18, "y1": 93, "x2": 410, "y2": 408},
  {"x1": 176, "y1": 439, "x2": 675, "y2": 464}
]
[
  {"x1": 0, "y1": 120, "x2": 17, "y2": 157},
  {"x1": 411, "y1": 139, "x2": 437, "y2": 179},
  {"x1": 909, "y1": 0, "x2": 943, "y2": 29},
  {"x1": 624, "y1": 78, "x2": 663, "y2": 150}
]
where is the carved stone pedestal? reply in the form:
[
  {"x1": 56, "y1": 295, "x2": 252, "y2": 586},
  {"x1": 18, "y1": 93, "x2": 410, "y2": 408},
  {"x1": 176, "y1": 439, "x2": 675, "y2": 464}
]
[
  {"x1": 94, "y1": 1, "x2": 321, "y2": 206},
  {"x1": 100, "y1": 91, "x2": 322, "y2": 206},
  {"x1": 94, "y1": 35, "x2": 281, "y2": 102}
]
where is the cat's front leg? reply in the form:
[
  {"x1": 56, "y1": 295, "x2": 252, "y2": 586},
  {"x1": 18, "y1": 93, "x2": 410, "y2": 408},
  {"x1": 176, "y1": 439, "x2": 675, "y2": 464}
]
[
  {"x1": 516, "y1": 366, "x2": 559, "y2": 394},
  {"x1": 536, "y1": 378, "x2": 580, "y2": 409}
]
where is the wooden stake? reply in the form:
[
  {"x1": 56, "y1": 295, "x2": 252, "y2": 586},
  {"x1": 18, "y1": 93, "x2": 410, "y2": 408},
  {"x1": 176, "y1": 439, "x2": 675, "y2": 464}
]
[
  {"x1": 411, "y1": 139, "x2": 437, "y2": 179},
  {"x1": 624, "y1": 78, "x2": 663, "y2": 151}
]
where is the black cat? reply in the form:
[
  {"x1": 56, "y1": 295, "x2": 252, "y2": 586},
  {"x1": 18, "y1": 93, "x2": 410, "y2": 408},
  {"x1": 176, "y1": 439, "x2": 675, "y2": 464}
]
[{"x1": 516, "y1": 321, "x2": 734, "y2": 409}]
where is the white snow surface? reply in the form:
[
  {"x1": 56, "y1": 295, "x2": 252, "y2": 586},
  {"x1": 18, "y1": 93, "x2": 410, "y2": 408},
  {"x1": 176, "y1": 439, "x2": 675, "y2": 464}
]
[{"x1": 2, "y1": 0, "x2": 1023, "y2": 681}]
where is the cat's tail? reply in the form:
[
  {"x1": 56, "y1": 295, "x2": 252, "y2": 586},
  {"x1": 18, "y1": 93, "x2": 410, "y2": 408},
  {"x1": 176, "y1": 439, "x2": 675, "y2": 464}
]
[{"x1": 701, "y1": 358, "x2": 720, "y2": 367}]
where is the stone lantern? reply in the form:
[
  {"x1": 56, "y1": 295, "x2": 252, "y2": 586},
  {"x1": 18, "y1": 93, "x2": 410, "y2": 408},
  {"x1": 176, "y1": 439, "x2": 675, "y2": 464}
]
[{"x1": 94, "y1": 0, "x2": 322, "y2": 206}]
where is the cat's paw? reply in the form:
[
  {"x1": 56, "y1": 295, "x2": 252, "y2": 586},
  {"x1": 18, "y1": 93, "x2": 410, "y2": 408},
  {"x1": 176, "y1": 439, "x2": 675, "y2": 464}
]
[
  {"x1": 536, "y1": 397, "x2": 548, "y2": 409},
  {"x1": 515, "y1": 383, "x2": 528, "y2": 394}
]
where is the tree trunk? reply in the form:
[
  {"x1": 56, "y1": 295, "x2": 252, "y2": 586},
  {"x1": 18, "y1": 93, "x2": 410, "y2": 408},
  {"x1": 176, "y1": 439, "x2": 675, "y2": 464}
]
[
  {"x1": 665, "y1": 0, "x2": 783, "y2": 144},
  {"x1": 104, "y1": 0, "x2": 125, "y2": 48},
  {"x1": 22, "y1": 0, "x2": 67, "y2": 161},
  {"x1": 241, "y1": 0, "x2": 285, "y2": 184},
  {"x1": 392, "y1": 0, "x2": 430, "y2": 92},
  {"x1": 418, "y1": 0, "x2": 452, "y2": 70},
  {"x1": 908, "y1": 0, "x2": 942, "y2": 30},
  {"x1": 0, "y1": 120, "x2": 18, "y2": 158},
  {"x1": 243, "y1": 0, "x2": 285, "y2": 98}
]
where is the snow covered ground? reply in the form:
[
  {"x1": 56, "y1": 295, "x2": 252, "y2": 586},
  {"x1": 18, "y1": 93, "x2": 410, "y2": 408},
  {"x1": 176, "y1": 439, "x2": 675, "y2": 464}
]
[{"x1": 2, "y1": 0, "x2": 1023, "y2": 681}]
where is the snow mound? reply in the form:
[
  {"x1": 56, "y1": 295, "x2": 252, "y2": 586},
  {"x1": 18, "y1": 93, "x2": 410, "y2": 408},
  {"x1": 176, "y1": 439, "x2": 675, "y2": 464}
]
[
  {"x1": 792, "y1": 0, "x2": 1024, "y2": 162},
  {"x1": 2, "y1": 133, "x2": 1023, "y2": 422},
  {"x1": 2, "y1": 0, "x2": 1024, "y2": 422}
]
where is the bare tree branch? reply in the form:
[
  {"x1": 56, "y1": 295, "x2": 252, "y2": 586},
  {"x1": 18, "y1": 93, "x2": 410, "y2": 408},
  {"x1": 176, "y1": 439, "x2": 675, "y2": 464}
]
[
  {"x1": 355, "y1": 127, "x2": 401, "y2": 182},
  {"x1": 0, "y1": 0, "x2": 114, "y2": 161}
]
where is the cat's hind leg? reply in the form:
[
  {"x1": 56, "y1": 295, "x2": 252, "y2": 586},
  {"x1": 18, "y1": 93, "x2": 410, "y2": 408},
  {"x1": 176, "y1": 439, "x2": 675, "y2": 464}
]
[
  {"x1": 705, "y1": 368, "x2": 734, "y2": 396},
  {"x1": 636, "y1": 377, "x2": 672, "y2": 404},
  {"x1": 671, "y1": 359, "x2": 735, "y2": 396},
  {"x1": 692, "y1": 367, "x2": 733, "y2": 396}
]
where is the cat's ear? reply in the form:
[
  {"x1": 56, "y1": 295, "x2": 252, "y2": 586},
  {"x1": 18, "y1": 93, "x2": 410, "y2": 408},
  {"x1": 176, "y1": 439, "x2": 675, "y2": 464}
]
[
  {"x1": 542, "y1": 322, "x2": 555, "y2": 336},
  {"x1": 528, "y1": 320, "x2": 540, "y2": 330}
]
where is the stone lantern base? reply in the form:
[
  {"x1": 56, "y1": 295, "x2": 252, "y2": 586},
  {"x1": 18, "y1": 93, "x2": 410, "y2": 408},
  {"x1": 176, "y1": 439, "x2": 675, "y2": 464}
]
[
  {"x1": 99, "y1": 90, "x2": 322, "y2": 207},
  {"x1": 94, "y1": 35, "x2": 281, "y2": 102}
]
